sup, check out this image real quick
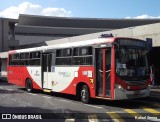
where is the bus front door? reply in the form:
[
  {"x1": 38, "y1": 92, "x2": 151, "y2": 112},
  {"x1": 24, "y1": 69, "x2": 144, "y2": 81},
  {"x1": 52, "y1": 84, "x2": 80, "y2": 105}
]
[
  {"x1": 96, "y1": 48, "x2": 111, "y2": 97},
  {"x1": 42, "y1": 53, "x2": 52, "y2": 89}
]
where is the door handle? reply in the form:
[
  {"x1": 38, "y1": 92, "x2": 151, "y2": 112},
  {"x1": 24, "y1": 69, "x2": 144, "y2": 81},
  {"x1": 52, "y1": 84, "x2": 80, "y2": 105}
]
[
  {"x1": 99, "y1": 70, "x2": 103, "y2": 73},
  {"x1": 99, "y1": 70, "x2": 111, "y2": 73},
  {"x1": 106, "y1": 70, "x2": 111, "y2": 73}
]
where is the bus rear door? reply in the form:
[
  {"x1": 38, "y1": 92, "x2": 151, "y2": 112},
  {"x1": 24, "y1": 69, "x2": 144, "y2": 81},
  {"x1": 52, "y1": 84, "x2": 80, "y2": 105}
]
[{"x1": 42, "y1": 53, "x2": 53, "y2": 89}]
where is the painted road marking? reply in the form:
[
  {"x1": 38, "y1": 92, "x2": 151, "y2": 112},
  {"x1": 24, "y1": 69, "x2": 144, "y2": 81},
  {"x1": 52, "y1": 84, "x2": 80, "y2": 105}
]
[
  {"x1": 88, "y1": 114, "x2": 99, "y2": 122},
  {"x1": 107, "y1": 112, "x2": 125, "y2": 122},
  {"x1": 6, "y1": 89, "x2": 14, "y2": 91},
  {"x1": 124, "y1": 109, "x2": 141, "y2": 117},
  {"x1": 65, "y1": 119, "x2": 75, "y2": 122},
  {"x1": 42, "y1": 96, "x2": 52, "y2": 99},
  {"x1": 86, "y1": 104, "x2": 103, "y2": 109},
  {"x1": 141, "y1": 106, "x2": 160, "y2": 115},
  {"x1": 28, "y1": 93, "x2": 37, "y2": 96},
  {"x1": 60, "y1": 99, "x2": 71, "y2": 102}
]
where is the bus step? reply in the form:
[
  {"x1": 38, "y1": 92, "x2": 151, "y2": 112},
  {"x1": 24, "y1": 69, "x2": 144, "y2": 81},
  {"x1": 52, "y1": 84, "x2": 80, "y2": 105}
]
[{"x1": 43, "y1": 89, "x2": 51, "y2": 93}]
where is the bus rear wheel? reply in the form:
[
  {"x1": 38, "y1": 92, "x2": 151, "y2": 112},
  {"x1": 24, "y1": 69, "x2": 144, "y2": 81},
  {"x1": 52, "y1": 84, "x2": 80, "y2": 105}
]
[
  {"x1": 81, "y1": 85, "x2": 90, "y2": 104},
  {"x1": 26, "y1": 79, "x2": 33, "y2": 93}
]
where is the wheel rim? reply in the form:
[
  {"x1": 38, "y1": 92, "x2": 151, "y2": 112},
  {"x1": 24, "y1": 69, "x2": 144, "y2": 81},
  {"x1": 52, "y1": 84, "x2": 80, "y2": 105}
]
[
  {"x1": 27, "y1": 81, "x2": 31, "y2": 91},
  {"x1": 81, "y1": 89, "x2": 87, "y2": 102}
]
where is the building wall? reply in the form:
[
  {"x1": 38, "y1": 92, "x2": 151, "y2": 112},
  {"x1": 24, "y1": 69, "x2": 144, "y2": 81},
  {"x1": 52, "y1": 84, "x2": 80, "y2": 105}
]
[
  {"x1": 132, "y1": 23, "x2": 160, "y2": 47},
  {"x1": 0, "y1": 18, "x2": 18, "y2": 52},
  {"x1": 16, "y1": 35, "x2": 61, "y2": 46},
  {"x1": 46, "y1": 22, "x2": 160, "y2": 47},
  {"x1": 45, "y1": 27, "x2": 134, "y2": 45},
  {"x1": 0, "y1": 19, "x2": 9, "y2": 52},
  {"x1": 0, "y1": 19, "x2": 3, "y2": 52},
  {"x1": 3, "y1": 20, "x2": 9, "y2": 51},
  {"x1": 15, "y1": 26, "x2": 109, "y2": 47}
]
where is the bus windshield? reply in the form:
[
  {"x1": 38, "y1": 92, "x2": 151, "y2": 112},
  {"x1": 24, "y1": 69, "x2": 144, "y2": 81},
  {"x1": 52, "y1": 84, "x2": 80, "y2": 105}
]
[{"x1": 116, "y1": 47, "x2": 149, "y2": 81}]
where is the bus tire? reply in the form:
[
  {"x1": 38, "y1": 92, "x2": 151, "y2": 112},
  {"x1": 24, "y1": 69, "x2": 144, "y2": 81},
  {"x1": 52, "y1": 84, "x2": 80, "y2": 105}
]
[
  {"x1": 26, "y1": 79, "x2": 33, "y2": 93},
  {"x1": 81, "y1": 85, "x2": 90, "y2": 104}
]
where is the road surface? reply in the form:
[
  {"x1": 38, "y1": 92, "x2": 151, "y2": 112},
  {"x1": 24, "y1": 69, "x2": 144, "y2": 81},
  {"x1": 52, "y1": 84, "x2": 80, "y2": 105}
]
[{"x1": 0, "y1": 81, "x2": 160, "y2": 122}]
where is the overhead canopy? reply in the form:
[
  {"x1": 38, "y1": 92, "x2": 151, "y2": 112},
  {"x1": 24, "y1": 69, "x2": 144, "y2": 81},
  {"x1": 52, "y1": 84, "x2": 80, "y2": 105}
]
[{"x1": 18, "y1": 14, "x2": 160, "y2": 29}]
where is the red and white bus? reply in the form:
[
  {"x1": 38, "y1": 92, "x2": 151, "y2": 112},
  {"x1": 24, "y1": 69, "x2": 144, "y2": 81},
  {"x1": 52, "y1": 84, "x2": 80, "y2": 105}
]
[{"x1": 7, "y1": 35, "x2": 151, "y2": 103}]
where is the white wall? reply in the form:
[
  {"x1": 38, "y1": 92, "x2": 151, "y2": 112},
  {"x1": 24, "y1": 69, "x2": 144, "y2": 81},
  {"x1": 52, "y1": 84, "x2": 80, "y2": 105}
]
[{"x1": 46, "y1": 22, "x2": 160, "y2": 47}]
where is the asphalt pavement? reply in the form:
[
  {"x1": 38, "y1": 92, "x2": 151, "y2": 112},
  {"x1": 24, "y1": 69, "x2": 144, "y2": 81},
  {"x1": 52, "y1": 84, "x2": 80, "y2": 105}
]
[{"x1": 0, "y1": 79, "x2": 160, "y2": 122}]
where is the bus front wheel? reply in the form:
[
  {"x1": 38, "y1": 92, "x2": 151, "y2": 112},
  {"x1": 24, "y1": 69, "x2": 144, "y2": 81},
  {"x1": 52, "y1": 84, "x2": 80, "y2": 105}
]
[
  {"x1": 81, "y1": 85, "x2": 90, "y2": 104},
  {"x1": 26, "y1": 79, "x2": 33, "y2": 93}
]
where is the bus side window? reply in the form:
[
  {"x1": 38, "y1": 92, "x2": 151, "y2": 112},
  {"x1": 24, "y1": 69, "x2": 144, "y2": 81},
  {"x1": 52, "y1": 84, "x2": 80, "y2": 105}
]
[
  {"x1": 11, "y1": 54, "x2": 19, "y2": 66},
  {"x1": 19, "y1": 53, "x2": 29, "y2": 66},
  {"x1": 9, "y1": 54, "x2": 12, "y2": 65},
  {"x1": 56, "y1": 50, "x2": 62, "y2": 57},
  {"x1": 19, "y1": 53, "x2": 25, "y2": 66},
  {"x1": 73, "y1": 47, "x2": 92, "y2": 65},
  {"x1": 25, "y1": 53, "x2": 29, "y2": 65},
  {"x1": 63, "y1": 48, "x2": 71, "y2": 57},
  {"x1": 55, "y1": 48, "x2": 72, "y2": 65},
  {"x1": 73, "y1": 48, "x2": 78, "y2": 56},
  {"x1": 29, "y1": 52, "x2": 40, "y2": 66}
]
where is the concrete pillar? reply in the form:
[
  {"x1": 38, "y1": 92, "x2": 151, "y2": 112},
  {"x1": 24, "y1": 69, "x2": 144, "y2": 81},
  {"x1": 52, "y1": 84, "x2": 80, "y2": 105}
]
[{"x1": 1, "y1": 58, "x2": 7, "y2": 78}]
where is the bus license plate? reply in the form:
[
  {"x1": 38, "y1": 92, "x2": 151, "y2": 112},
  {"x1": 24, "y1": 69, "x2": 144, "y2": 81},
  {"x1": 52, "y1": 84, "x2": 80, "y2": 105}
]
[{"x1": 134, "y1": 90, "x2": 141, "y2": 95}]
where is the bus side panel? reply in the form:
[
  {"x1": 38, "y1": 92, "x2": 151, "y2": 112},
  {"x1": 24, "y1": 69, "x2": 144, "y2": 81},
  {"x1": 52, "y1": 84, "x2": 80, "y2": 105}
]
[
  {"x1": 50, "y1": 66, "x2": 95, "y2": 98},
  {"x1": 26, "y1": 66, "x2": 42, "y2": 90},
  {"x1": 8, "y1": 66, "x2": 19, "y2": 85},
  {"x1": 8, "y1": 66, "x2": 42, "y2": 90}
]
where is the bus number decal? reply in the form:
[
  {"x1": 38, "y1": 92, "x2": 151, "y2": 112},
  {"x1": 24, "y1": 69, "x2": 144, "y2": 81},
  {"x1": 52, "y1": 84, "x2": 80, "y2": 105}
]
[{"x1": 82, "y1": 71, "x2": 92, "y2": 77}]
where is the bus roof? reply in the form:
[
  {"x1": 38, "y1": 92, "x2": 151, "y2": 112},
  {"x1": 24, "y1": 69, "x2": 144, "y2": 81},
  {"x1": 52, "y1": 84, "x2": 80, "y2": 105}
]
[
  {"x1": 9, "y1": 37, "x2": 116, "y2": 54},
  {"x1": 8, "y1": 37, "x2": 145, "y2": 54}
]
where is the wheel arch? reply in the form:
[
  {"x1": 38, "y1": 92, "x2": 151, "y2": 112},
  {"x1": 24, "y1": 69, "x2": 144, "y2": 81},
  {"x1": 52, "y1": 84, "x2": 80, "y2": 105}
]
[
  {"x1": 76, "y1": 82, "x2": 90, "y2": 96},
  {"x1": 25, "y1": 77, "x2": 32, "y2": 86},
  {"x1": 25, "y1": 77, "x2": 34, "y2": 92}
]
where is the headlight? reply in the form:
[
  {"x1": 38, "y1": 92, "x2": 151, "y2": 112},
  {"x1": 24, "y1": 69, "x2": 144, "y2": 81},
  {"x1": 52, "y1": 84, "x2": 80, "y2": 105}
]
[
  {"x1": 118, "y1": 85, "x2": 122, "y2": 89},
  {"x1": 127, "y1": 86, "x2": 131, "y2": 89},
  {"x1": 147, "y1": 84, "x2": 151, "y2": 90},
  {"x1": 115, "y1": 84, "x2": 126, "y2": 92}
]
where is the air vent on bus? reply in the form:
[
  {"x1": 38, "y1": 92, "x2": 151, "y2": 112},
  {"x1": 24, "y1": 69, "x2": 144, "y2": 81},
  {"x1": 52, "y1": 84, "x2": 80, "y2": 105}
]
[{"x1": 99, "y1": 33, "x2": 114, "y2": 38}]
